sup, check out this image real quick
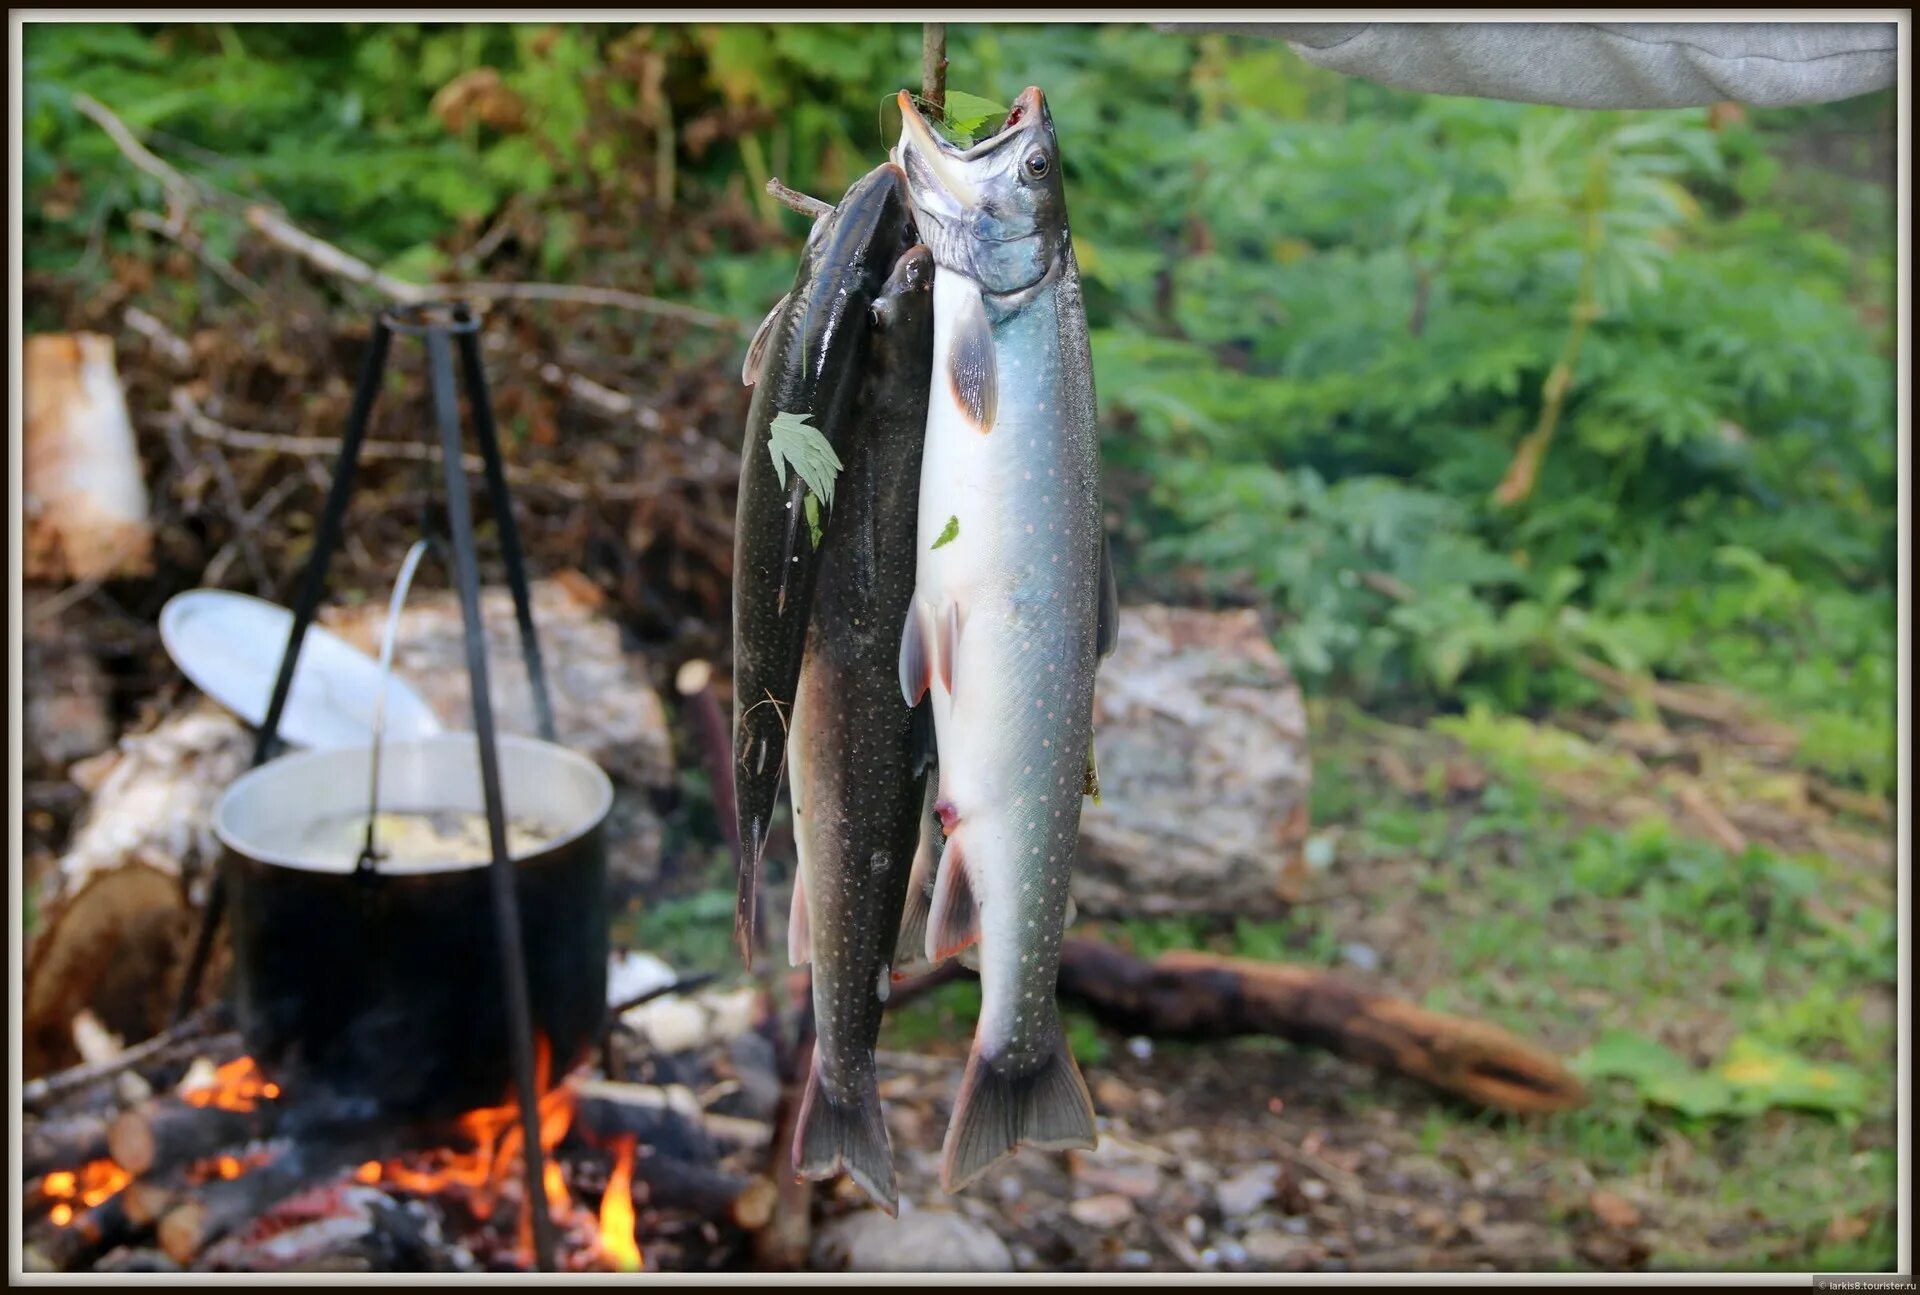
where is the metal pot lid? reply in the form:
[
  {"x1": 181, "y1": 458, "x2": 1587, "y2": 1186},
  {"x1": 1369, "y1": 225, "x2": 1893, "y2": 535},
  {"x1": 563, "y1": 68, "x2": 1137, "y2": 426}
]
[{"x1": 160, "y1": 589, "x2": 443, "y2": 750}]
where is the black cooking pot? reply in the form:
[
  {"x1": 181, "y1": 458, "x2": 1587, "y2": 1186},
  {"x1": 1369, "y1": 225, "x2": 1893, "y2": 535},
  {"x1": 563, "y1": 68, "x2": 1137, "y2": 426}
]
[{"x1": 212, "y1": 733, "x2": 611, "y2": 1124}]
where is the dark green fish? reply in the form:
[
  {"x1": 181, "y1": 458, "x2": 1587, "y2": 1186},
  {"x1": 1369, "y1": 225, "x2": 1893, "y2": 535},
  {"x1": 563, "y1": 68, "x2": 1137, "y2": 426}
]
[
  {"x1": 786, "y1": 245, "x2": 937, "y2": 1213},
  {"x1": 732, "y1": 163, "x2": 918, "y2": 965}
]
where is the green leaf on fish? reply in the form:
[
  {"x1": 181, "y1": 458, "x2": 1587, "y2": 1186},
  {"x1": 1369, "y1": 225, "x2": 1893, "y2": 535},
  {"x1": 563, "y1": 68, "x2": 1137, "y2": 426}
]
[
  {"x1": 804, "y1": 493, "x2": 823, "y2": 550},
  {"x1": 767, "y1": 410, "x2": 843, "y2": 508},
  {"x1": 942, "y1": 90, "x2": 1007, "y2": 141},
  {"x1": 931, "y1": 514, "x2": 960, "y2": 549}
]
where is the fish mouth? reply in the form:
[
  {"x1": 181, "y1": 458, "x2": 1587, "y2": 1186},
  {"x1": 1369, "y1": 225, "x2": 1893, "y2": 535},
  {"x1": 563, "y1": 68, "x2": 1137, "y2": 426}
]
[{"x1": 894, "y1": 86, "x2": 1046, "y2": 206}]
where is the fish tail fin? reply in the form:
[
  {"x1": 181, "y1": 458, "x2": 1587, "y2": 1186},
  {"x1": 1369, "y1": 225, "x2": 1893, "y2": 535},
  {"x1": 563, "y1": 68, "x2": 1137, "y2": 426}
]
[
  {"x1": 940, "y1": 1013, "x2": 1097, "y2": 1194},
  {"x1": 792, "y1": 1061, "x2": 898, "y2": 1215}
]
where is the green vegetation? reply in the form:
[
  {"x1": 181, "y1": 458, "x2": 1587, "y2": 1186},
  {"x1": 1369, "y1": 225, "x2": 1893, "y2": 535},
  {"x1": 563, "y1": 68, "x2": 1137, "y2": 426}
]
[{"x1": 21, "y1": 21, "x2": 1894, "y2": 1273}]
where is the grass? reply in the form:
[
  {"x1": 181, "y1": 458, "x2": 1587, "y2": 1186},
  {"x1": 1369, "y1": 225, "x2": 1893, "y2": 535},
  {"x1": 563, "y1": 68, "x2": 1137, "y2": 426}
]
[
  {"x1": 622, "y1": 689, "x2": 1895, "y2": 1272},
  {"x1": 1088, "y1": 699, "x2": 1897, "y2": 1271}
]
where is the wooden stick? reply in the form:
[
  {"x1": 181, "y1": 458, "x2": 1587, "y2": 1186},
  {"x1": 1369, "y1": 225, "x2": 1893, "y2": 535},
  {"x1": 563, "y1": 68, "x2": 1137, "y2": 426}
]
[
  {"x1": 72, "y1": 94, "x2": 198, "y2": 214},
  {"x1": 922, "y1": 22, "x2": 948, "y2": 116},
  {"x1": 570, "y1": 1079, "x2": 720, "y2": 1165},
  {"x1": 24, "y1": 1192, "x2": 144, "y2": 1273},
  {"x1": 676, "y1": 660, "x2": 740, "y2": 861},
  {"x1": 633, "y1": 1153, "x2": 777, "y2": 1229},
  {"x1": 242, "y1": 204, "x2": 740, "y2": 331},
  {"x1": 165, "y1": 387, "x2": 655, "y2": 502},
  {"x1": 107, "y1": 1097, "x2": 278, "y2": 1177},
  {"x1": 752, "y1": 985, "x2": 813, "y2": 1269},
  {"x1": 153, "y1": 1140, "x2": 359, "y2": 1266},
  {"x1": 1054, "y1": 939, "x2": 1585, "y2": 1114},
  {"x1": 764, "y1": 178, "x2": 832, "y2": 219},
  {"x1": 23, "y1": 1113, "x2": 114, "y2": 1181}
]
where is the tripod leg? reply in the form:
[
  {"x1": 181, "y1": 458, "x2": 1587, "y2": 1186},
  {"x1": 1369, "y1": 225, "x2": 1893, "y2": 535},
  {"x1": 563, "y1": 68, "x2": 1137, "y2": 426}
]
[
  {"x1": 171, "y1": 321, "x2": 393, "y2": 1025},
  {"x1": 455, "y1": 328, "x2": 557, "y2": 744},
  {"x1": 426, "y1": 327, "x2": 559, "y2": 1274}
]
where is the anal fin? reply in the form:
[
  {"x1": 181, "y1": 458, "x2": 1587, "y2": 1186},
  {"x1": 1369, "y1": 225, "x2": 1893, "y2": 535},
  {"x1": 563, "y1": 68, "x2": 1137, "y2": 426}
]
[{"x1": 925, "y1": 832, "x2": 980, "y2": 963}]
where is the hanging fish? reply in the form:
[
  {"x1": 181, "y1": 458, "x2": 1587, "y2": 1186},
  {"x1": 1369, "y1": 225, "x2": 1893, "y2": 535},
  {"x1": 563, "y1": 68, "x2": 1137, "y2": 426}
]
[
  {"x1": 731, "y1": 163, "x2": 919, "y2": 965},
  {"x1": 892, "y1": 86, "x2": 1117, "y2": 1193},
  {"x1": 786, "y1": 245, "x2": 937, "y2": 1213}
]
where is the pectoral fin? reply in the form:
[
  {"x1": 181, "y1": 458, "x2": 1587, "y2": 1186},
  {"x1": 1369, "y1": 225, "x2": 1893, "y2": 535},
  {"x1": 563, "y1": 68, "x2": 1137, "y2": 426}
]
[{"x1": 948, "y1": 288, "x2": 997, "y2": 433}]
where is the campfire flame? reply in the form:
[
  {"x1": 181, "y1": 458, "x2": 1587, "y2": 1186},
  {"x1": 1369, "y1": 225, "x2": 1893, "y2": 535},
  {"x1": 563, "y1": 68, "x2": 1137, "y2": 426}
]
[
  {"x1": 181, "y1": 1056, "x2": 280, "y2": 1112},
  {"x1": 36, "y1": 1041, "x2": 640, "y2": 1270},
  {"x1": 39, "y1": 1160, "x2": 133, "y2": 1225},
  {"x1": 600, "y1": 1137, "x2": 641, "y2": 1273},
  {"x1": 353, "y1": 1038, "x2": 573, "y2": 1218}
]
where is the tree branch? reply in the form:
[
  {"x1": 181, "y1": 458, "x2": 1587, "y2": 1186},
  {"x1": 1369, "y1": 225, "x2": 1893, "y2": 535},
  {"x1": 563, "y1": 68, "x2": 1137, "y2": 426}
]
[{"x1": 922, "y1": 22, "x2": 948, "y2": 116}]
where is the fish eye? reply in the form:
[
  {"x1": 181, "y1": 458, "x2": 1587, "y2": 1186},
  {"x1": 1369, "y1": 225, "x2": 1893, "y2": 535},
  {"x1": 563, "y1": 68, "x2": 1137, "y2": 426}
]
[{"x1": 1024, "y1": 151, "x2": 1050, "y2": 180}]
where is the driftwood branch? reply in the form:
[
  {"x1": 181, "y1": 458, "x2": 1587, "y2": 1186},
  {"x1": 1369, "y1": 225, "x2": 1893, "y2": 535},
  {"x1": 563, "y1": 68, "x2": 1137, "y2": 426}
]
[{"x1": 1054, "y1": 939, "x2": 1585, "y2": 1115}]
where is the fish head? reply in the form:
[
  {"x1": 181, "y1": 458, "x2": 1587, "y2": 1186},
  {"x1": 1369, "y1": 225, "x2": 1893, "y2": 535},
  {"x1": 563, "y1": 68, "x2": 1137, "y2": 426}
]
[
  {"x1": 798, "y1": 162, "x2": 919, "y2": 392},
  {"x1": 893, "y1": 86, "x2": 1068, "y2": 302},
  {"x1": 870, "y1": 243, "x2": 935, "y2": 333}
]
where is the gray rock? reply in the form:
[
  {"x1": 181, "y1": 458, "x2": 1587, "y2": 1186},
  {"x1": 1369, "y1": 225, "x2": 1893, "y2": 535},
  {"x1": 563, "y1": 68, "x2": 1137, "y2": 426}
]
[
  {"x1": 1216, "y1": 1164, "x2": 1279, "y2": 1217},
  {"x1": 1244, "y1": 1227, "x2": 1319, "y2": 1268},
  {"x1": 1341, "y1": 942, "x2": 1381, "y2": 973},
  {"x1": 812, "y1": 1210, "x2": 1014, "y2": 1273},
  {"x1": 1069, "y1": 1193, "x2": 1137, "y2": 1228},
  {"x1": 1077, "y1": 606, "x2": 1312, "y2": 918}
]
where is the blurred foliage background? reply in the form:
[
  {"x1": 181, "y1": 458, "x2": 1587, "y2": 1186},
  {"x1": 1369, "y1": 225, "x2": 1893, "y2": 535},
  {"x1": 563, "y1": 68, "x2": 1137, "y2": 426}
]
[
  {"x1": 23, "y1": 21, "x2": 1897, "y2": 795},
  {"x1": 19, "y1": 20, "x2": 1899, "y2": 1273}
]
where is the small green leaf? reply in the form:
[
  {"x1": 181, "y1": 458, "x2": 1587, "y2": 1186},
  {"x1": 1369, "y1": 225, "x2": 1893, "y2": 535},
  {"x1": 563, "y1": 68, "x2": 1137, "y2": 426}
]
[
  {"x1": 804, "y1": 494, "x2": 823, "y2": 550},
  {"x1": 767, "y1": 410, "x2": 843, "y2": 507},
  {"x1": 931, "y1": 514, "x2": 960, "y2": 549},
  {"x1": 943, "y1": 89, "x2": 1006, "y2": 140}
]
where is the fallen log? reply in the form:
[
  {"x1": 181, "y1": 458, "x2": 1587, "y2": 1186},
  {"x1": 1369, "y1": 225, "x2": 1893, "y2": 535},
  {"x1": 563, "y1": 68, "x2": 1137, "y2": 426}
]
[{"x1": 1054, "y1": 939, "x2": 1585, "y2": 1114}]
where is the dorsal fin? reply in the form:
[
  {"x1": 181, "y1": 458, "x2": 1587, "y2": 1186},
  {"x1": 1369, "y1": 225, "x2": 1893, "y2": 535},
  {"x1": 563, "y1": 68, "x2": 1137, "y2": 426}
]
[{"x1": 741, "y1": 292, "x2": 790, "y2": 387}]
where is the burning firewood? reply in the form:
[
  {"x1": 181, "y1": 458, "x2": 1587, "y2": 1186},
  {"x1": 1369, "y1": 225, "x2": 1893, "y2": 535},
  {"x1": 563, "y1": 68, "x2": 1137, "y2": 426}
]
[{"x1": 568, "y1": 1080, "x2": 718, "y2": 1165}]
